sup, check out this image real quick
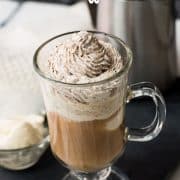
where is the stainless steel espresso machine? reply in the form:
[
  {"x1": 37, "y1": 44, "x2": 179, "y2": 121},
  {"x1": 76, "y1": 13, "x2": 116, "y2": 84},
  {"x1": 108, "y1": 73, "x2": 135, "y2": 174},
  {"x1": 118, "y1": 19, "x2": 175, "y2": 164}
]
[{"x1": 90, "y1": 0, "x2": 179, "y2": 90}]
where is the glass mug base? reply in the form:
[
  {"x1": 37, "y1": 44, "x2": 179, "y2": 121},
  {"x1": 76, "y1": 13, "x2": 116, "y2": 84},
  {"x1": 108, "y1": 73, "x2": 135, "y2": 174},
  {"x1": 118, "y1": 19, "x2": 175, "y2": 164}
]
[{"x1": 63, "y1": 167, "x2": 129, "y2": 180}]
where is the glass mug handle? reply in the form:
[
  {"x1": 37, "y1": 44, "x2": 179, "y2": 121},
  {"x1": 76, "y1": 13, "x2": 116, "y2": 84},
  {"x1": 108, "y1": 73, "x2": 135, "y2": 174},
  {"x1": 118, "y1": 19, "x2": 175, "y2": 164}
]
[{"x1": 126, "y1": 82, "x2": 166, "y2": 142}]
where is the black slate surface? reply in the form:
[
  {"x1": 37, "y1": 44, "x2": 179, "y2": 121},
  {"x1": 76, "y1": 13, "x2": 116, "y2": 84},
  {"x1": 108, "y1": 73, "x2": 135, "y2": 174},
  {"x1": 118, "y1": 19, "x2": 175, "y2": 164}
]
[{"x1": 0, "y1": 79, "x2": 180, "y2": 180}]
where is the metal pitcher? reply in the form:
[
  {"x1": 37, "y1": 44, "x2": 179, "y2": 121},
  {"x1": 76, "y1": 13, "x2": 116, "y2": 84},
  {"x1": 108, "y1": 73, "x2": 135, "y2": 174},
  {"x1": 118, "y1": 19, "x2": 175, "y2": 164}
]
[{"x1": 96, "y1": 0, "x2": 177, "y2": 90}]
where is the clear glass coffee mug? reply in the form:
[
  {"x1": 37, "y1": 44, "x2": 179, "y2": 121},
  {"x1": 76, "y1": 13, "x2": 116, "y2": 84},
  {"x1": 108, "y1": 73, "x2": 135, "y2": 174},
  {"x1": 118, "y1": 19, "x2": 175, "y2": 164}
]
[{"x1": 33, "y1": 31, "x2": 166, "y2": 180}]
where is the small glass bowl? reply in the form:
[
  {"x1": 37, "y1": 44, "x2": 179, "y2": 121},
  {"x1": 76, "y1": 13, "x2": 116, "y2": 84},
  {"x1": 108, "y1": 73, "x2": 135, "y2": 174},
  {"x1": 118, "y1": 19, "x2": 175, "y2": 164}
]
[{"x1": 0, "y1": 135, "x2": 50, "y2": 170}]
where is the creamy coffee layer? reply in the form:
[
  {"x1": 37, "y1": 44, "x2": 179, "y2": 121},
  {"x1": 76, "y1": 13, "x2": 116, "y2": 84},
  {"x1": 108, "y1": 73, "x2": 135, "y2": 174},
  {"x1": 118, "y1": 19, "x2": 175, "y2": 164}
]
[
  {"x1": 48, "y1": 110, "x2": 125, "y2": 172},
  {"x1": 44, "y1": 85, "x2": 125, "y2": 122}
]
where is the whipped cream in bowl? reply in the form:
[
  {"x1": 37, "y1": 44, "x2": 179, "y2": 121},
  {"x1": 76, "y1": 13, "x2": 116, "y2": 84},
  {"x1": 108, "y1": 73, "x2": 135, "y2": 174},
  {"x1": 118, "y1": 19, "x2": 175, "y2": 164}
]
[{"x1": 0, "y1": 114, "x2": 49, "y2": 170}]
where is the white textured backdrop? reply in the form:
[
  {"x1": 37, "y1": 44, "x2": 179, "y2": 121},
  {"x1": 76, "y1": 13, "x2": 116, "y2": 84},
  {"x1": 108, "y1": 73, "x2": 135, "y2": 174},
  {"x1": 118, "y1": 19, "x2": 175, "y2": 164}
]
[{"x1": 0, "y1": 0, "x2": 93, "y2": 117}]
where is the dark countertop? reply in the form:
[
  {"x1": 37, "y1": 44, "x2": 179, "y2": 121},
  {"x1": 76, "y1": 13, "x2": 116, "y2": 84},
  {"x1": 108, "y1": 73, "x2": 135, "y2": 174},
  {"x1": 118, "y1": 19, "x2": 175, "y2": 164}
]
[{"x1": 0, "y1": 79, "x2": 180, "y2": 180}]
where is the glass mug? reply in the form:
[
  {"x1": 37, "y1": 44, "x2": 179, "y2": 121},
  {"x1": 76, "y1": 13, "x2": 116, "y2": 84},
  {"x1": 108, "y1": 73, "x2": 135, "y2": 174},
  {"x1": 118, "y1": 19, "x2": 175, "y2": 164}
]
[{"x1": 33, "y1": 31, "x2": 166, "y2": 180}]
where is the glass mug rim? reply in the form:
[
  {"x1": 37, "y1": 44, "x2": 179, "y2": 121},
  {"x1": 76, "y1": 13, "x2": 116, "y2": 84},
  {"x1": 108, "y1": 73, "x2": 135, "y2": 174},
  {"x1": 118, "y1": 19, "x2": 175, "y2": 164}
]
[{"x1": 33, "y1": 30, "x2": 132, "y2": 87}]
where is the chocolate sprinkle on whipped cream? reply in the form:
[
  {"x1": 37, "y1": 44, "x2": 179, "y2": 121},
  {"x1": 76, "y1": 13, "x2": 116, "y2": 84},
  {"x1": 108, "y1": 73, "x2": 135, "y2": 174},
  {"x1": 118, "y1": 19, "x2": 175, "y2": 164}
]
[{"x1": 47, "y1": 31, "x2": 123, "y2": 84}]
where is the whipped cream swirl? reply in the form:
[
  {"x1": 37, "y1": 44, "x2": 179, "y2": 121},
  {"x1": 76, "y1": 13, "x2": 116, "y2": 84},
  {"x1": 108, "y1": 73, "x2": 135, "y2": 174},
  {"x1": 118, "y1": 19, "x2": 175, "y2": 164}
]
[{"x1": 48, "y1": 31, "x2": 123, "y2": 83}]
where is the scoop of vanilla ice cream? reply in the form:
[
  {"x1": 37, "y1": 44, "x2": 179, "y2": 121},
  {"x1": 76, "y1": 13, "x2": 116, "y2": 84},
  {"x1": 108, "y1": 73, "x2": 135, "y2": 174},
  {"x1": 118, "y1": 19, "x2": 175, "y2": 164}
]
[
  {"x1": 0, "y1": 114, "x2": 47, "y2": 150},
  {"x1": 1, "y1": 122, "x2": 43, "y2": 149}
]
